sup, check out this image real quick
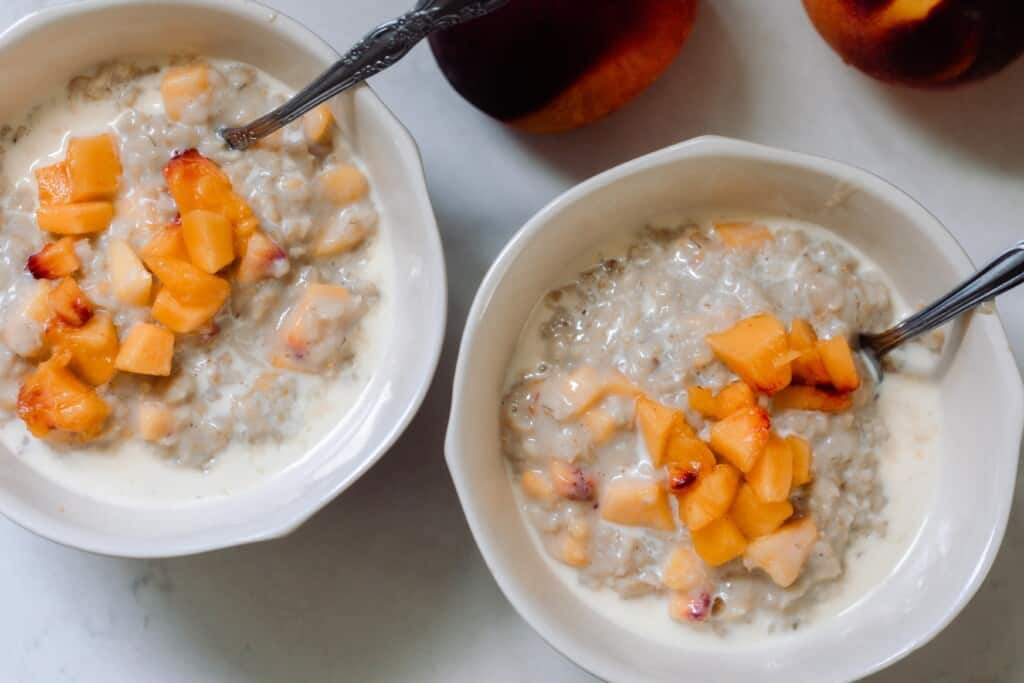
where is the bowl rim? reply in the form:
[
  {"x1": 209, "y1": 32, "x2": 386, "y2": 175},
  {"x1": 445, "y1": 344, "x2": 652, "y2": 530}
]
[
  {"x1": 0, "y1": 0, "x2": 448, "y2": 557},
  {"x1": 445, "y1": 134, "x2": 1024, "y2": 682}
]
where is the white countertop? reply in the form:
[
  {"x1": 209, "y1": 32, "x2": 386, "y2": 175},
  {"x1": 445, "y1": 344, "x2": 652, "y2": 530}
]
[{"x1": 2, "y1": 1, "x2": 1022, "y2": 681}]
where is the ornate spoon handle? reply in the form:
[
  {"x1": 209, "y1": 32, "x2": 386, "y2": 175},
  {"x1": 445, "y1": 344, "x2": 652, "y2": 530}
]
[
  {"x1": 221, "y1": 0, "x2": 509, "y2": 150},
  {"x1": 860, "y1": 241, "x2": 1024, "y2": 358}
]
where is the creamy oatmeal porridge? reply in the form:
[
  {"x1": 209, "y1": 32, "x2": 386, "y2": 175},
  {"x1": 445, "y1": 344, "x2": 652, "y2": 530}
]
[
  {"x1": 0, "y1": 58, "x2": 391, "y2": 502},
  {"x1": 501, "y1": 215, "x2": 940, "y2": 635}
]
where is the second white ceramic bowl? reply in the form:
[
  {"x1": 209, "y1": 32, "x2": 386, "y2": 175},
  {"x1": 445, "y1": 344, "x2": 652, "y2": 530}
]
[
  {"x1": 0, "y1": 0, "x2": 446, "y2": 557},
  {"x1": 446, "y1": 135, "x2": 1023, "y2": 682}
]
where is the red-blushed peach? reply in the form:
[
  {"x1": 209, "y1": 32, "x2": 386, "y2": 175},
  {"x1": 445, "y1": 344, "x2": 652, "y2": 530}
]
[
  {"x1": 429, "y1": 0, "x2": 698, "y2": 133},
  {"x1": 804, "y1": 0, "x2": 1024, "y2": 86}
]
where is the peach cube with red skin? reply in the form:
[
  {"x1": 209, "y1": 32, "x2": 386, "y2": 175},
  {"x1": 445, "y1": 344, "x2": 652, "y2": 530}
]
[
  {"x1": 691, "y1": 516, "x2": 748, "y2": 567},
  {"x1": 67, "y1": 134, "x2": 122, "y2": 202},
  {"x1": 27, "y1": 237, "x2": 80, "y2": 280},
  {"x1": 663, "y1": 431, "x2": 716, "y2": 483},
  {"x1": 48, "y1": 277, "x2": 94, "y2": 327},
  {"x1": 37, "y1": 202, "x2": 114, "y2": 235},
  {"x1": 272, "y1": 283, "x2": 359, "y2": 373},
  {"x1": 678, "y1": 463, "x2": 741, "y2": 531},
  {"x1": 34, "y1": 162, "x2": 72, "y2": 206},
  {"x1": 709, "y1": 405, "x2": 771, "y2": 473},
  {"x1": 181, "y1": 209, "x2": 235, "y2": 273},
  {"x1": 601, "y1": 476, "x2": 676, "y2": 531},
  {"x1": 746, "y1": 434, "x2": 794, "y2": 503},
  {"x1": 705, "y1": 314, "x2": 795, "y2": 394},
  {"x1": 17, "y1": 350, "x2": 110, "y2": 439},
  {"x1": 44, "y1": 313, "x2": 119, "y2": 386},
  {"x1": 237, "y1": 232, "x2": 289, "y2": 284},
  {"x1": 549, "y1": 460, "x2": 596, "y2": 502},
  {"x1": 115, "y1": 323, "x2": 175, "y2": 377},
  {"x1": 730, "y1": 483, "x2": 793, "y2": 538},
  {"x1": 744, "y1": 516, "x2": 818, "y2": 587},
  {"x1": 161, "y1": 64, "x2": 210, "y2": 121}
]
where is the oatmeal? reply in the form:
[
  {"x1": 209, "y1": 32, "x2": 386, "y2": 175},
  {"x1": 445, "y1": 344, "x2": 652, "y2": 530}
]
[
  {"x1": 0, "y1": 58, "x2": 390, "y2": 501},
  {"x1": 500, "y1": 216, "x2": 939, "y2": 633}
]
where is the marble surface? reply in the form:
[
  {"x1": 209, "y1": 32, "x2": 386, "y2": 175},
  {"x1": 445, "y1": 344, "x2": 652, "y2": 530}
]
[{"x1": 1, "y1": 1, "x2": 1023, "y2": 681}]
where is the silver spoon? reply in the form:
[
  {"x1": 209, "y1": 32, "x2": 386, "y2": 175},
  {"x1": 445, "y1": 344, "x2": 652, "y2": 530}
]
[
  {"x1": 220, "y1": 0, "x2": 511, "y2": 151},
  {"x1": 858, "y1": 241, "x2": 1024, "y2": 381}
]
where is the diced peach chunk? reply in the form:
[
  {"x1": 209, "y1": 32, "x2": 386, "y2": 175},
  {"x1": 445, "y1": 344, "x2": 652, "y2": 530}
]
[
  {"x1": 636, "y1": 396, "x2": 690, "y2": 465},
  {"x1": 44, "y1": 313, "x2": 119, "y2": 386},
  {"x1": 37, "y1": 202, "x2": 113, "y2": 235},
  {"x1": 114, "y1": 323, "x2": 175, "y2": 376},
  {"x1": 313, "y1": 217, "x2": 369, "y2": 258},
  {"x1": 27, "y1": 237, "x2": 80, "y2": 280},
  {"x1": 714, "y1": 222, "x2": 772, "y2": 249},
  {"x1": 161, "y1": 64, "x2": 210, "y2": 121},
  {"x1": 601, "y1": 476, "x2": 676, "y2": 531},
  {"x1": 236, "y1": 231, "x2": 288, "y2": 284},
  {"x1": 136, "y1": 402, "x2": 175, "y2": 441},
  {"x1": 773, "y1": 386, "x2": 852, "y2": 413},
  {"x1": 34, "y1": 162, "x2": 71, "y2": 206},
  {"x1": 787, "y1": 435, "x2": 813, "y2": 487},
  {"x1": 709, "y1": 405, "x2": 771, "y2": 473},
  {"x1": 139, "y1": 225, "x2": 189, "y2": 262},
  {"x1": 687, "y1": 382, "x2": 756, "y2": 420},
  {"x1": 318, "y1": 165, "x2": 369, "y2": 205},
  {"x1": 17, "y1": 350, "x2": 110, "y2": 439},
  {"x1": 108, "y1": 239, "x2": 153, "y2": 306},
  {"x1": 744, "y1": 517, "x2": 818, "y2": 587},
  {"x1": 67, "y1": 134, "x2": 122, "y2": 202},
  {"x1": 150, "y1": 287, "x2": 223, "y2": 334},
  {"x1": 48, "y1": 278, "x2": 94, "y2": 327},
  {"x1": 789, "y1": 318, "x2": 832, "y2": 386},
  {"x1": 747, "y1": 435, "x2": 793, "y2": 503},
  {"x1": 581, "y1": 409, "x2": 618, "y2": 445},
  {"x1": 669, "y1": 590, "x2": 713, "y2": 623},
  {"x1": 142, "y1": 255, "x2": 231, "y2": 307},
  {"x1": 663, "y1": 432, "x2": 716, "y2": 484},
  {"x1": 520, "y1": 470, "x2": 555, "y2": 501},
  {"x1": 557, "y1": 534, "x2": 590, "y2": 568},
  {"x1": 181, "y1": 209, "x2": 235, "y2": 273},
  {"x1": 678, "y1": 463, "x2": 741, "y2": 531},
  {"x1": 552, "y1": 366, "x2": 639, "y2": 420},
  {"x1": 272, "y1": 283, "x2": 360, "y2": 373},
  {"x1": 717, "y1": 381, "x2": 757, "y2": 416},
  {"x1": 302, "y1": 104, "x2": 335, "y2": 146},
  {"x1": 817, "y1": 336, "x2": 862, "y2": 392},
  {"x1": 163, "y1": 150, "x2": 258, "y2": 244},
  {"x1": 549, "y1": 460, "x2": 596, "y2": 501},
  {"x1": 730, "y1": 483, "x2": 793, "y2": 538},
  {"x1": 662, "y1": 546, "x2": 708, "y2": 592},
  {"x1": 691, "y1": 516, "x2": 748, "y2": 567},
  {"x1": 706, "y1": 314, "x2": 794, "y2": 394}
]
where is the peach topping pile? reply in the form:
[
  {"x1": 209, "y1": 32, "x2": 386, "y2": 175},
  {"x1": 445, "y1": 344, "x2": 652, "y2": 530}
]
[
  {"x1": 520, "y1": 306, "x2": 863, "y2": 619},
  {"x1": 14, "y1": 66, "x2": 372, "y2": 444}
]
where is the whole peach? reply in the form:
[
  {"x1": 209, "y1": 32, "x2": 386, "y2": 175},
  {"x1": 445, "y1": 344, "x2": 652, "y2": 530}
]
[
  {"x1": 429, "y1": 0, "x2": 698, "y2": 133},
  {"x1": 804, "y1": 0, "x2": 1024, "y2": 86}
]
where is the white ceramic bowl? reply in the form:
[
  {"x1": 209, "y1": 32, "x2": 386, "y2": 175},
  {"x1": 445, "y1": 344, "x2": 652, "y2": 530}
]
[
  {"x1": 0, "y1": 0, "x2": 446, "y2": 557},
  {"x1": 446, "y1": 136, "x2": 1024, "y2": 682}
]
